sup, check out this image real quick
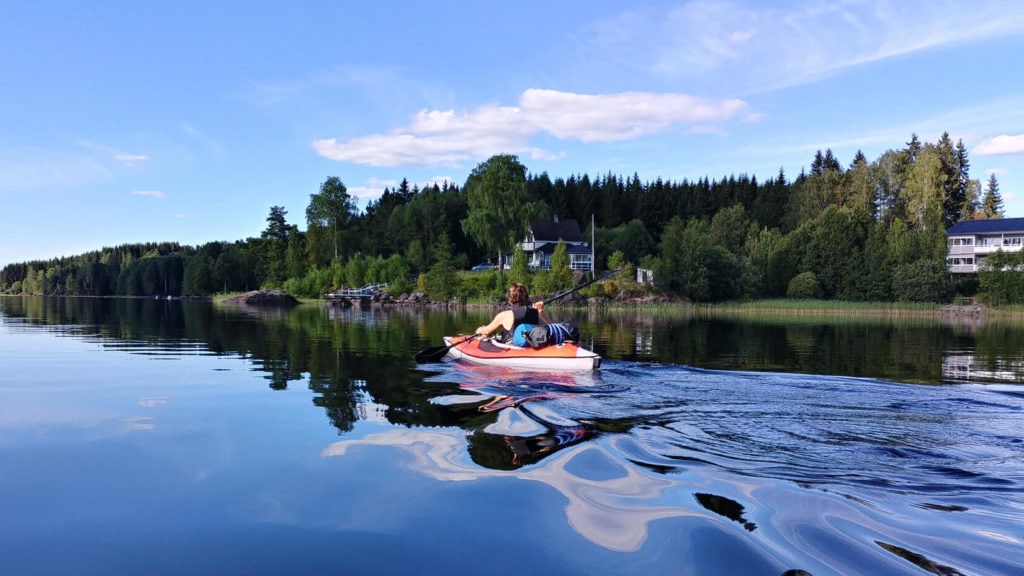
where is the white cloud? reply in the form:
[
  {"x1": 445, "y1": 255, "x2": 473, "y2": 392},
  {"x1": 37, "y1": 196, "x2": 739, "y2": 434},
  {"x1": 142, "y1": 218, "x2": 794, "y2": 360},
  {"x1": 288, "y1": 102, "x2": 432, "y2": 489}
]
[
  {"x1": 115, "y1": 153, "x2": 150, "y2": 166},
  {"x1": 348, "y1": 184, "x2": 386, "y2": 199},
  {"x1": 425, "y1": 175, "x2": 455, "y2": 189},
  {"x1": 131, "y1": 190, "x2": 165, "y2": 199},
  {"x1": 974, "y1": 135, "x2": 1024, "y2": 156},
  {"x1": 347, "y1": 175, "x2": 457, "y2": 200},
  {"x1": 313, "y1": 89, "x2": 748, "y2": 167},
  {"x1": 520, "y1": 89, "x2": 747, "y2": 142},
  {"x1": 729, "y1": 30, "x2": 755, "y2": 45}
]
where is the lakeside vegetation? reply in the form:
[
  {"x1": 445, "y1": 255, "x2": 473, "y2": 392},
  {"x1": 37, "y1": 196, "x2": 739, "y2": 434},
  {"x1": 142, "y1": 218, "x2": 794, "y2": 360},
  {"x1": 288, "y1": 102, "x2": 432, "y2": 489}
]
[{"x1": 3, "y1": 132, "x2": 1021, "y2": 308}]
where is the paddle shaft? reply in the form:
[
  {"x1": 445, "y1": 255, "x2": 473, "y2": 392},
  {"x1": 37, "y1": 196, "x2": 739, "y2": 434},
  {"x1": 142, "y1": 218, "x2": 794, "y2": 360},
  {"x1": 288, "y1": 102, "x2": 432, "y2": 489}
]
[{"x1": 540, "y1": 268, "x2": 621, "y2": 306}]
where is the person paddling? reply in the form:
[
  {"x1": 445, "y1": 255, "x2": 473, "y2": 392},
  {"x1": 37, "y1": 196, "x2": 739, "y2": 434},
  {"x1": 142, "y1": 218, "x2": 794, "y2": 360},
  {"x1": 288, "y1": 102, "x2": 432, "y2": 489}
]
[
  {"x1": 476, "y1": 283, "x2": 579, "y2": 348},
  {"x1": 476, "y1": 283, "x2": 549, "y2": 344}
]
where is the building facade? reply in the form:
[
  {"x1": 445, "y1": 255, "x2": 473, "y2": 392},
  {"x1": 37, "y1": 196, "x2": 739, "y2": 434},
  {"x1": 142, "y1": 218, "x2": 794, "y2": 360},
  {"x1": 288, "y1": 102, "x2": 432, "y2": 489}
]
[
  {"x1": 946, "y1": 217, "x2": 1024, "y2": 273},
  {"x1": 519, "y1": 218, "x2": 593, "y2": 272}
]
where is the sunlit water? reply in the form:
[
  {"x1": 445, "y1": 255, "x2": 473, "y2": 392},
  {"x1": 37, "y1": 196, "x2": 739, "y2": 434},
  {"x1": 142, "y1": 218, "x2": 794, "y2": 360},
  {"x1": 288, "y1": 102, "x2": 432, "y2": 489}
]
[{"x1": 1, "y1": 297, "x2": 1022, "y2": 575}]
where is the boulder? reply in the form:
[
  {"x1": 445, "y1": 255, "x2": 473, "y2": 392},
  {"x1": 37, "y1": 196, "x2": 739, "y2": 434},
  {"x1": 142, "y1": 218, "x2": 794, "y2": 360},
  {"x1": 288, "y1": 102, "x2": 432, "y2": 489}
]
[{"x1": 222, "y1": 290, "x2": 300, "y2": 307}]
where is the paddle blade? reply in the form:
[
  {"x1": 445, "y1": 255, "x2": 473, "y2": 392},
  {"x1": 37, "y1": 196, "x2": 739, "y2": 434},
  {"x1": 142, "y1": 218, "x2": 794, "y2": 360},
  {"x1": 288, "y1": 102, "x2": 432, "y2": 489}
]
[{"x1": 415, "y1": 345, "x2": 452, "y2": 364}]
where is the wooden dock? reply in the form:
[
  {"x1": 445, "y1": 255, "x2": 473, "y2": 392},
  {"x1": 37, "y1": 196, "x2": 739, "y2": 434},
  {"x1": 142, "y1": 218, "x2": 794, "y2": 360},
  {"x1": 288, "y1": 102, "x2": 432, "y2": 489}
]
[{"x1": 325, "y1": 282, "x2": 389, "y2": 300}]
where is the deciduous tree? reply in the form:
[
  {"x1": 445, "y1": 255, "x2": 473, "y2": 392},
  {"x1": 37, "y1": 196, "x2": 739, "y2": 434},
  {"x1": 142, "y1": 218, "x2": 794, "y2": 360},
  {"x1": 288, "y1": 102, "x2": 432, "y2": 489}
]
[
  {"x1": 462, "y1": 154, "x2": 530, "y2": 273},
  {"x1": 306, "y1": 176, "x2": 357, "y2": 264}
]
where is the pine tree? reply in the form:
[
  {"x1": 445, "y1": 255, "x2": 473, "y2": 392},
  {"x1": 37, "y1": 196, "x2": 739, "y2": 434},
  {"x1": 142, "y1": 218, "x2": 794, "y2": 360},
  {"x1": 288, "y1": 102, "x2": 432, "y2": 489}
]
[
  {"x1": 981, "y1": 173, "x2": 1004, "y2": 218},
  {"x1": 850, "y1": 149, "x2": 868, "y2": 170},
  {"x1": 905, "y1": 133, "x2": 922, "y2": 163},
  {"x1": 810, "y1": 150, "x2": 825, "y2": 176},
  {"x1": 823, "y1": 148, "x2": 842, "y2": 172},
  {"x1": 956, "y1": 139, "x2": 972, "y2": 215},
  {"x1": 937, "y1": 132, "x2": 964, "y2": 227},
  {"x1": 261, "y1": 206, "x2": 291, "y2": 287}
]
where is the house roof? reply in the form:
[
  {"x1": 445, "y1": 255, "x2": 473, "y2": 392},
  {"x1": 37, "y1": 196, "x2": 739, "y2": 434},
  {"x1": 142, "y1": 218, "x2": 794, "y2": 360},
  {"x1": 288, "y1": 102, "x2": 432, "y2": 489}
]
[
  {"x1": 946, "y1": 217, "x2": 1024, "y2": 235},
  {"x1": 530, "y1": 218, "x2": 584, "y2": 242},
  {"x1": 534, "y1": 241, "x2": 592, "y2": 255}
]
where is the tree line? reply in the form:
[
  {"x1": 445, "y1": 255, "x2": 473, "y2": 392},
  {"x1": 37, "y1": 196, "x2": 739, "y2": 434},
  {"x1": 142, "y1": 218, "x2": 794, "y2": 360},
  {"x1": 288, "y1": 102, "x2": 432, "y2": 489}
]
[{"x1": 1, "y1": 132, "x2": 1015, "y2": 304}]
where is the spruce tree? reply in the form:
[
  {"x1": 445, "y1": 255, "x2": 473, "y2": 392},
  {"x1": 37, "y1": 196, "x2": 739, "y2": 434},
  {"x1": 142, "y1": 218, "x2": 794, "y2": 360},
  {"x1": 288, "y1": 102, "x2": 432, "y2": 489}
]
[
  {"x1": 905, "y1": 133, "x2": 922, "y2": 163},
  {"x1": 982, "y1": 173, "x2": 1004, "y2": 218},
  {"x1": 937, "y1": 132, "x2": 964, "y2": 227}
]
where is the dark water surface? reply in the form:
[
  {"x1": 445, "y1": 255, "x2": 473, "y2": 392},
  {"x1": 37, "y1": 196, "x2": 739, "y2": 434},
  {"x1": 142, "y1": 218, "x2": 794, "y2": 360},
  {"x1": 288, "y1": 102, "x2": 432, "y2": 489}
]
[{"x1": 1, "y1": 296, "x2": 1022, "y2": 575}]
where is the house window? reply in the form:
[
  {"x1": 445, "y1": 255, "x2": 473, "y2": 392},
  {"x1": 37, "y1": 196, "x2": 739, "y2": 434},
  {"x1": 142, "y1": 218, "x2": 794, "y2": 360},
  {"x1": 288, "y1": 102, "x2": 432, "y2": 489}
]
[
  {"x1": 946, "y1": 257, "x2": 974, "y2": 266},
  {"x1": 569, "y1": 254, "x2": 591, "y2": 271}
]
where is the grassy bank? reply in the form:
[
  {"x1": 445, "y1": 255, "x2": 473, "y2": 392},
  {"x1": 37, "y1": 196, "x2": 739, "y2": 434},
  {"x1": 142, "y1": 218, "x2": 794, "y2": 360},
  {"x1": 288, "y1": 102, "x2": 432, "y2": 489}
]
[
  {"x1": 707, "y1": 299, "x2": 942, "y2": 316},
  {"x1": 211, "y1": 289, "x2": 1024, "y2": 324}
]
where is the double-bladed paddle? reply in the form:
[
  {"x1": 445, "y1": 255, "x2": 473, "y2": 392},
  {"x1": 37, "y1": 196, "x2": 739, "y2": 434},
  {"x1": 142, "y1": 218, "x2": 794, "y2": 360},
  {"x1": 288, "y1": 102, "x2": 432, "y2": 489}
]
[{"x1": 414, "y1": 268, "x2": 622, "y2": 364}]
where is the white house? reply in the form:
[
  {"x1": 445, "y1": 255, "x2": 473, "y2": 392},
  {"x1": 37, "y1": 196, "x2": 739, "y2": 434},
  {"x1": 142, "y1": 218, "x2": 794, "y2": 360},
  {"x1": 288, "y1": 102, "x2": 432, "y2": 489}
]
[
  {"x1": 946, "y1": 217, "x2": 1024, "y2": 273},
  {"x1": 519, "y1": 218, "x2": 592, "y2": 271}
]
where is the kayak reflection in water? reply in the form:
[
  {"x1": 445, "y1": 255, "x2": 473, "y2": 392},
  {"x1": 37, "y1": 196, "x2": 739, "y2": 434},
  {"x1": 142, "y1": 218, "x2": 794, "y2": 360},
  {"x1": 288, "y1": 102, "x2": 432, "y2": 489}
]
[{"x1": 468, "y1": 394, "x2": 591, "y2": 469}]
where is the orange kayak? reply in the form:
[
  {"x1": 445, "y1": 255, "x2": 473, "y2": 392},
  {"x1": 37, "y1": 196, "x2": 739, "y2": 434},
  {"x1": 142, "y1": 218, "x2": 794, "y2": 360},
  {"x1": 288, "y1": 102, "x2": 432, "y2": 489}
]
[{"x1": 444, "y1": 335, "x2": 601, "y2": 370}]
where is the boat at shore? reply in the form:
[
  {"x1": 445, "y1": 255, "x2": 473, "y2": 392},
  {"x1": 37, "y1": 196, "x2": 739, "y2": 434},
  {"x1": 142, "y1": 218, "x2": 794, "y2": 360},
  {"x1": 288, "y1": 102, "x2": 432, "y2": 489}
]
[{"x1": 444, "y1": 335, "x2": 601, "y2": 371}]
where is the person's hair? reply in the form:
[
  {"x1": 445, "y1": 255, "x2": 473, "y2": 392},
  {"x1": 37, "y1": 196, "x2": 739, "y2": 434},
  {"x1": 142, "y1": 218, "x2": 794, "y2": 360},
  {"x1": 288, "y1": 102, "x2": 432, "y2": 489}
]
[{"x1": 507, "y1": 283, "x2": 529, "y2": 306}]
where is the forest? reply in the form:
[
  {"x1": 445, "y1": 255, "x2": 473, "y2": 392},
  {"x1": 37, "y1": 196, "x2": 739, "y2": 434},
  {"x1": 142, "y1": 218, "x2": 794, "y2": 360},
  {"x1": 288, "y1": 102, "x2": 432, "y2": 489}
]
[{"x1": 1, "y1": 132, "x2": 1018, "y2": 305}]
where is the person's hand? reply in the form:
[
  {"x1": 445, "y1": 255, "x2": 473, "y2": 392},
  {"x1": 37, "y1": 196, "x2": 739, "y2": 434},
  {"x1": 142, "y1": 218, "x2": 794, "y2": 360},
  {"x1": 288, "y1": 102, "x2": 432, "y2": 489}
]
[
  {"x1": 476, "y1": 326, "x2": 489, "y2": 335},
  {"x1": 532, "y1": 301, "x2": 544, "y2": 313}
]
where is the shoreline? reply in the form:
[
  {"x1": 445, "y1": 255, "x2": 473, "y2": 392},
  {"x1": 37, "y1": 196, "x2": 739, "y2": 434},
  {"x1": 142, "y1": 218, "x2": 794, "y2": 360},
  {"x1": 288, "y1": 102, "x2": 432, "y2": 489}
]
[{"x1": 7, "y1": 292, "x2": 1023, "y2": 322}]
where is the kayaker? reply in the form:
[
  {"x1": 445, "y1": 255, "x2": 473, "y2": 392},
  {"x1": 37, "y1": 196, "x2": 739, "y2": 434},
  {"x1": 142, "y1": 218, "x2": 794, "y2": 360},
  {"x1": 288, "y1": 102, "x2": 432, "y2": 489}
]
[{"x1": 476, "y1": 283, "x2": 549, "y2": 343}]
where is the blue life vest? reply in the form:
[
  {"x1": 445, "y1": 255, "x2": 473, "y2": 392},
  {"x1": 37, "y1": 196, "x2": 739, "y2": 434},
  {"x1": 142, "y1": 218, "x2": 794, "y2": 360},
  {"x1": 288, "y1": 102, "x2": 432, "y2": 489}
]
[
  {"x1": 547, "y1": 322, "x2": 574, "y2": 345},
  {"x1": 512, "y1": 322, "x2": 578, "y2": 347}
]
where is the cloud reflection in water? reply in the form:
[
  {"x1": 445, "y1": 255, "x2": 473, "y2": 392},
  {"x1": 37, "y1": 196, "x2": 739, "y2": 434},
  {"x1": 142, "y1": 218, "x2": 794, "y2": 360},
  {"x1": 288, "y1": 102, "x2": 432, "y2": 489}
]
[{"x1": 321, "y1": 430, "x2": 695, "y2": 552}]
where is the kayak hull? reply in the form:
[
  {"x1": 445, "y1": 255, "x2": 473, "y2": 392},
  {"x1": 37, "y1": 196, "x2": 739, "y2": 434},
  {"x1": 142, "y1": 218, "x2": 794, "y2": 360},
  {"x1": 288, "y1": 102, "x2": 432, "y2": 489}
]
[{"x1": 444, "y1": 336, "x2": 601, "y2": 370}]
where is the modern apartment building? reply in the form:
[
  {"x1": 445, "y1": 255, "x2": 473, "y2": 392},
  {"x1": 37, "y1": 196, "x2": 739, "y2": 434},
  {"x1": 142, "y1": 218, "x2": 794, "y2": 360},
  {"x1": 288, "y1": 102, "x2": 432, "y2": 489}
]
[{"x1": 946, "y1": 217, "x2": 1024, "y2": 273}]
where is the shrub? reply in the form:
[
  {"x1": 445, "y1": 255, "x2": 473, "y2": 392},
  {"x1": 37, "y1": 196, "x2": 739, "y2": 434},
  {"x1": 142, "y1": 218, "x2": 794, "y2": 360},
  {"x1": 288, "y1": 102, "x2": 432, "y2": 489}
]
[
  {"x1": 892, "y1": 260, "x2": 951, "y2": 302},
  {"x1": 787, "y1": 272, "x2": 822, "y2": 299}
]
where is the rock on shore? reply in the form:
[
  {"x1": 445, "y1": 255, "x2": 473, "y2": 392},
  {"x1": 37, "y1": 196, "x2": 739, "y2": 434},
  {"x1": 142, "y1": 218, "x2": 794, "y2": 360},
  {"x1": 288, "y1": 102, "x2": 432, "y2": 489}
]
[{"x1": 221, "y1": 290, "x2": 300, "y2": 307}]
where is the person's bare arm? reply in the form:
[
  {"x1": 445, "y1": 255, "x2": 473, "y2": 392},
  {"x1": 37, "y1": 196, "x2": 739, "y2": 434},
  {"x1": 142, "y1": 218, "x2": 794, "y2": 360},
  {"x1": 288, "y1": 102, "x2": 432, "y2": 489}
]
[
  {"x1": 477, "y1": 310, "x2": 513, "y2": 335},
  {"x1": 532, "y1": 301, "x2": 550, "y2": 324}
]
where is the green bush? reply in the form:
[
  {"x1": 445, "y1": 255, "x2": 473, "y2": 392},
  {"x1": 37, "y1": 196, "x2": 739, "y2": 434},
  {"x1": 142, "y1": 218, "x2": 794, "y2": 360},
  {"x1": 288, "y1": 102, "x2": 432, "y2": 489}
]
[
  {"x1": 787, "y1": 272, "x2": 822, "y2": 299},
  {"x1": 892, "y1": 260, "x2": 951, "y2": 303}
]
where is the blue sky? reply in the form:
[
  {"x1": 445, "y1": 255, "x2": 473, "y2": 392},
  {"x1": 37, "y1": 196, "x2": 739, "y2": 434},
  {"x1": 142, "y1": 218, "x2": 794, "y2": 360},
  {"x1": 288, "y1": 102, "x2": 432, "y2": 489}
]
[{"x1": 3, "y1": 1, "x2": 1024, "y2": 268}]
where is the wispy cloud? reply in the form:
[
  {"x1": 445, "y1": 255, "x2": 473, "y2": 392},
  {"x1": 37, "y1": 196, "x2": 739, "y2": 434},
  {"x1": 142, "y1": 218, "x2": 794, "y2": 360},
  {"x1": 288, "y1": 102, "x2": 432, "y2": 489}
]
[
  {"x1": 131, "y1": 190, "x2": 165, "y2": 199},
  {"x1": 181, "y1": 123, "x2": 225, "y2": 162},
  {"x1": 240, "y1": 65, "x2": 405, "y2": 107},
  {"x1": 0, "y1": 147, "x2": 112, "y2": 193},
  {"x1": 115, "y1": 153, "x2": 150, "y2": 167},
  {"x1": 313, "y1": 89, "x2": 748, "y2": 167},
  {"x1": 974, "y1": 135, "x2": 1024, "y2": 156},
  {"x1": 587, "y1": 1, "x2": 1024, "y2": 94}
]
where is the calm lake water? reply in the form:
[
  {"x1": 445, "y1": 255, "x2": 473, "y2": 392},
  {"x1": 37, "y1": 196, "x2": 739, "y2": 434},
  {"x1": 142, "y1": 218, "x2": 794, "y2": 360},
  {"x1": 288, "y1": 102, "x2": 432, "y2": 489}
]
[{"x1": 1, "y1": 296, "x2": 1022, "y2": 575}]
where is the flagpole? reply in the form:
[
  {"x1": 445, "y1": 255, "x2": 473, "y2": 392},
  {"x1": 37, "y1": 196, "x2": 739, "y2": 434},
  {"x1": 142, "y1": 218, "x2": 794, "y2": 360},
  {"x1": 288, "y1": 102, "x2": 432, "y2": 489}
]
[{"x1": 591, "y1": 213, "x2": 595, "y2": 277}]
